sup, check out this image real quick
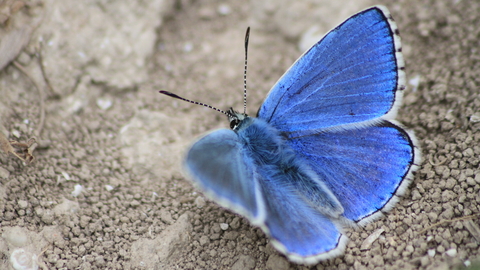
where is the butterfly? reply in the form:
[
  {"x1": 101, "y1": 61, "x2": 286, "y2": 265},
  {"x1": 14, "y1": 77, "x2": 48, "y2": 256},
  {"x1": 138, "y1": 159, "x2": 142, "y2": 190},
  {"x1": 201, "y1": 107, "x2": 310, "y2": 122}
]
[{"x1": 160, "y1": 5, "x2": 420, "y2": 265}]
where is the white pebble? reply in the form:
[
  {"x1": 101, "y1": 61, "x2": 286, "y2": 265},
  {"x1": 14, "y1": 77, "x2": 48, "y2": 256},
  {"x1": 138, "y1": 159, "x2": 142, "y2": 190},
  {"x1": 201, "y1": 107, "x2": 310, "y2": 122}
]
[
  {"x1": 220, "y1": 223, "x2": 229, "y2": 230},
  {"x1": 408, "y1": 74, "x2": 421, "y2": 92},
  {"x1": 105, "y1": 185, "x2": 114, "y2": 191},
  {"x1": 97, "y1": 98, "x2": 113, "y2": 110},
  {"x1": 10, "y1": 248, "x2": 38, "y2": 270},
  {"x1": 360, "y1": 228, "x2": 385, "y2": 250},
  {"x1": 217, "y1": 4, "x2": 231, "y2": 15},
  {"x1": 71, "y1": 184, "x2": 84, "y2": 197},
  {"x1": 195, "y1": 196, "x2": 206, "y2": 208},
  {"x1": 470, "y1": 112, "x2": 480, "y2": 123},
  {"x1": 445, "y1": 248, "x2": 457, "y2": 257},
  {"x1": 428, "y1": 249, "x2": 436, "y2": 257},
  {"x1": 183, "y1": 42, "x2": 193, "y2": 52},
  {"x1": 61, "y1": 171, "x2": 71, "y2": 181},
  {"x1": 11, "y1": 130, "x2": 21, "y2": 138}
]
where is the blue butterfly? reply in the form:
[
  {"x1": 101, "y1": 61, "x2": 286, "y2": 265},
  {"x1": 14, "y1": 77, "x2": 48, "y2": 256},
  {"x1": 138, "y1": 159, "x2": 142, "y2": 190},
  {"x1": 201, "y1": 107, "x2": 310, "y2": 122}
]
[{"x1": 161, "y1": 5, "x2": 420, "y2": 265}]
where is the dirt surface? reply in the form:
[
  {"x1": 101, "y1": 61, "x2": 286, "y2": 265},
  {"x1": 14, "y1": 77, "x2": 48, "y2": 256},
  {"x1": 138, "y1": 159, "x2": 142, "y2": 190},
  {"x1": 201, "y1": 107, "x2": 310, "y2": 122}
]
[{"x1": 1, "y1": 0, "x2": 480, "y2": 269}]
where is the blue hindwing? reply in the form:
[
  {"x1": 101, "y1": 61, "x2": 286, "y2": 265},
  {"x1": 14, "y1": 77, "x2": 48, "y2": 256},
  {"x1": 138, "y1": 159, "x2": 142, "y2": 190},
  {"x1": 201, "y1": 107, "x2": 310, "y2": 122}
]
[
  {"x1": 185, "y1": 129, "x2": 264, "y2": 221},
  {"x1": 287, "y1": 121, "x2": 418, "y2": 224},
  {"x1": 236, "y1": 117, "x2": 348, "y2": 263}
]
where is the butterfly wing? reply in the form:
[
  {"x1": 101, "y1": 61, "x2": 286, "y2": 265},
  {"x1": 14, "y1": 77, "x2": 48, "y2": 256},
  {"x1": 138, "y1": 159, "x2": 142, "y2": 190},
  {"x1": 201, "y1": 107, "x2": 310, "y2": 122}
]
[
  {"x1": 287, "y1": 121, "x2": 420, "y2": 225},
  {"x1": 184, "y1": 129, "x2": 265, "y2": 222},
  {"x1": 185, "y1": 124, "x2": 348, "y2": 264},
  {"x1": 255, "y1": 168, "x2": 347, "y2": 264},
  {"x1": 258, "y1": 6, "x2": 405, "y2": 136},
  {"x1": 258, "y1": 6, "x2": 420, "y2": 224},
  {"x1": 235, "y1": 118, "x2": 347, "y2": 263},
  {"x1": 184, "y1": 5, "x2": 417, "y2": 264}
]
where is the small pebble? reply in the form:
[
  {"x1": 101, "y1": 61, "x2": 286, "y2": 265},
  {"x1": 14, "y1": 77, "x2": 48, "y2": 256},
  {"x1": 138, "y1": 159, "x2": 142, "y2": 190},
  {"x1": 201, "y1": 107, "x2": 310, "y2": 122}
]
[
  {"x1": 97, "y1": 98, "x2": 113, "y2": 110},
  {"x1": 71, "y1": 184, "x2": 83, "y2": 197},
  {"x1": 0, "y1": 167, "x2": 10, "y2": 179},
  {"x1": 183, "y1": 42, "x2": 193, "y2": 52},
  {"x1": 445, "y1": 248, "x2": 457, "y2": 257},
  {"x1": 195, "y1": 197, "x2": 206, "y2": 208},
  {"x1": 10, "y1": 248, "x2": 38, "y2": 270},
  {"x1": 18, "y1": 200, "x2": 28, "y2": 209},
  {"x1": 62, "y1": 172, "x2": 71, "y2": 181},
  {"x1": 217, "y1": 4, "x2": 231, "y2": 15}
]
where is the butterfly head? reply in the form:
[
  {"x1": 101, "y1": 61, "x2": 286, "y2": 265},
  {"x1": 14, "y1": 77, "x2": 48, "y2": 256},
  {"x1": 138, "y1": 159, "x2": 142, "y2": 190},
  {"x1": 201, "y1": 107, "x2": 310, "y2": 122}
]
[{"x1": 227, "y1": 108, "x2": 248, "y2": 130}]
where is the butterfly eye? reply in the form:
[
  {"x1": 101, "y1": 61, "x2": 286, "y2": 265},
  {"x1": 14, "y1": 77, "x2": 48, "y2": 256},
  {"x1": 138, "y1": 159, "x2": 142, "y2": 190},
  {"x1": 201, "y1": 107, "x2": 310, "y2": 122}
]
[{"x1": 230, "y1": 119, "x2": 240, "y2": 129}]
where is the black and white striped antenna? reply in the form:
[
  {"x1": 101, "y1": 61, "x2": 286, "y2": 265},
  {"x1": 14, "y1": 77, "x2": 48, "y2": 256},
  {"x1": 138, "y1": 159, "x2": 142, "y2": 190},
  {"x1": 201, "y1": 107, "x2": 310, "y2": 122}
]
[
  {"x1": 159, "y1": 90, "x2": 232, "y2": 117},
  {"x1": 243, "y1": 27, "x2": 250, "y2": 114},
  {"x1": 159, "y1": 27, "x2": 251, "y2": 119}
]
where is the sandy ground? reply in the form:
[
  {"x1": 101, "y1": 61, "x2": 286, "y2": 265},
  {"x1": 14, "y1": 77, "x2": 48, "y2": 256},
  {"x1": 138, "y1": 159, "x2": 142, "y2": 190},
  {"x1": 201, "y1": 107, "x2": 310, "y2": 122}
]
[{"x1": 1, "y1": 0, "x2": 480, "y2": 269}]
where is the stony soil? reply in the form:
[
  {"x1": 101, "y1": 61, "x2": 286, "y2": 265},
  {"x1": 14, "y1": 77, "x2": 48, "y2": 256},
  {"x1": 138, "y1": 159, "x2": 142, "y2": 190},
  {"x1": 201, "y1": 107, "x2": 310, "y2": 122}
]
[{"x1": 1, "y1": 0, "x2": 479, "y2": 269}]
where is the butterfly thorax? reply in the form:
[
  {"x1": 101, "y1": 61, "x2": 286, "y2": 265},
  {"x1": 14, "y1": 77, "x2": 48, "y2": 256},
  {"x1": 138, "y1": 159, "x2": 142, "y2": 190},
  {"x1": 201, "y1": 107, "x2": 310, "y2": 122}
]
[
  {"x1": 234, "y1": 115, "x2": 345, "y2": 218},
  {"x1": 234, "y1": 116, "x2": 288, "y2": 165}
]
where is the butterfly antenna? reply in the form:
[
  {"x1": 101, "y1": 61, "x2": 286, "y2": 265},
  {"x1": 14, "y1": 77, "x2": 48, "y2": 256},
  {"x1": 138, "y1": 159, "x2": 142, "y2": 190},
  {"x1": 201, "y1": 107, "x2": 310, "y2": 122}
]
[
  {"x1": 243, "y1": 27, "x2": 250, "y2": 115},
  {"x1": 159, "y1": 90, "x2": 234, "y2": 117}
]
